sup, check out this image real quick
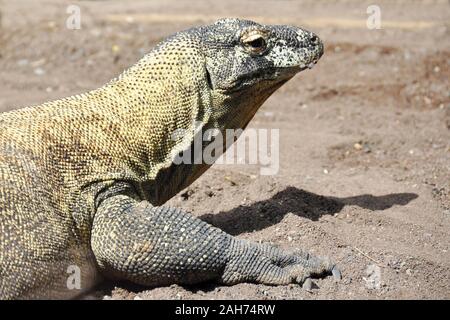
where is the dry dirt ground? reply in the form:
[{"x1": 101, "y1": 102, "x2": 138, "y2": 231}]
[{"x1": 0, "y1": 0, "x2": 449, "y2": 300}]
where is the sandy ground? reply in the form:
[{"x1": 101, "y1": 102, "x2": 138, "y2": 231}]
[{"x1": 0, "y1": 0, "x2": 449, "y2": 300}]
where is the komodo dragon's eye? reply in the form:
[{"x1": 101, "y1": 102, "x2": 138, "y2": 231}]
[{"x1": 241, "y1": 32, "x2": 268, "y2": 55}]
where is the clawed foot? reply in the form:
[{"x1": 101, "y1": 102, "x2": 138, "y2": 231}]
[{"x1": 222, "y1": 240, "x2": 341, "y2": 289}]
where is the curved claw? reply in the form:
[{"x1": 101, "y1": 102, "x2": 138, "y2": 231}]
[
  {"x1": 302, "y1": 277, "x2": 313, "y2": 291},
  {"x1": 331, "y1": 266, "x2": 342, "y2": 280}
]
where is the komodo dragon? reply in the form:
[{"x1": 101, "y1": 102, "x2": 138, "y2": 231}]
[{"x1": 0, "y1": 18, "x2": 339, "y2": 299}]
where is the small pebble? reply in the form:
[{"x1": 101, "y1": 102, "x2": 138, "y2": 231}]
[
  {"x1": 112, "y1": 44, "x2": 120, "y2": 53},
  {"x1": 34, "y1": 68, "x2": 45, "y2": 76},
  {"x1": 354, "y1": 143, "x2": 363, "y2": 150},
  {"x1": 47, "y1": 21, "x2": 56, "y2": 29},
  {"x1": 31, "y1": 58, "x2": 46, "y2": 67},
  {"x1": 302, "y1": 278, "x2": 313, "y2": 292}
]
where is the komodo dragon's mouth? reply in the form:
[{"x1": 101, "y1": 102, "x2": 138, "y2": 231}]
[{"x1": 226, "y1": 64, "x2": 313, "y2": 93}]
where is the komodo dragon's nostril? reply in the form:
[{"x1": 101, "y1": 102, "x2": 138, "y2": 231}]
[{"x1": 310, "y1": 34, "x2": 319, "y2": 45}]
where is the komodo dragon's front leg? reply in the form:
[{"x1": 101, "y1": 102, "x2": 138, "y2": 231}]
[
  {"x1": 90, "y1": 19, "x2": 341, "y2": 289},
  {"x1": 92, "y1": 193, "x2": 338, "y2": 288}
]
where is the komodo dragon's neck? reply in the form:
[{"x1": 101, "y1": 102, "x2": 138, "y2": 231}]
[{"x1": 1, "y1": 49, "x2": 214, "y2": 203}]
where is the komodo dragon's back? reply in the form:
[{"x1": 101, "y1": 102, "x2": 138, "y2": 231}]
[{"x1": 0, "y1": 18, "x2": 339, "y2": 299}]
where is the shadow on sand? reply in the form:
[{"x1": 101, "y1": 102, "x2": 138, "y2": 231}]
[{"x1": 200, "y1": 186, "x2": 418, "y2": 235}]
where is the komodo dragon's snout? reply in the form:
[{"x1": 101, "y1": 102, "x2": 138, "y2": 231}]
[{"x1": 0, "y1": 18, "x2": 338, "y2": 300}]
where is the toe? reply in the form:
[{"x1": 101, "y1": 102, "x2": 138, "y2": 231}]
[
  {"x1": 302, "y1": 277, "x2": 313, "y2": 291},
  {"x1": 332, "y1": 265, "x2": 342, "y2": 280}
]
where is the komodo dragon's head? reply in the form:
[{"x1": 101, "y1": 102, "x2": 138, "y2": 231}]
[
  {"x1": 200, "y1": 18, "x2": 323, "y2": 91},
  {"x1": 198, "y1": 18, "x2": 324, "y2": 129}
]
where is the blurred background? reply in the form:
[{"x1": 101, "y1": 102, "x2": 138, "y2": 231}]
[{"x1": 0, "y1": 0, "x2": 449, "y2": 299}]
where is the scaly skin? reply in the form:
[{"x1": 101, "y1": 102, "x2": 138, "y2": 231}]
[{"x1": 0, "y1": 18, "x2": 338, "y2": 299}]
